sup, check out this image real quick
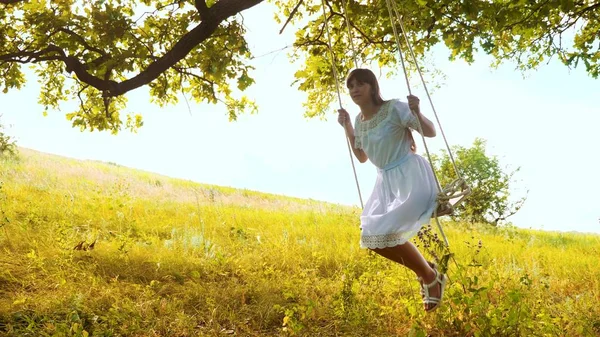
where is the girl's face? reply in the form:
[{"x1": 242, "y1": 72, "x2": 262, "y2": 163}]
[{"x1": 347, "y1": 78, "x2": 373, "y2": 106}]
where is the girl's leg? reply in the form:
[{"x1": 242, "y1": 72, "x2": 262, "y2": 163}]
[{"x1": 371, "y1": 242, "x2": 441, "y2": 310}]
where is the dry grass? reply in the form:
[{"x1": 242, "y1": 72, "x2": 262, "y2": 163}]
[{"x1": 0, "y1": 148, "x2": 599, "y2": 336}]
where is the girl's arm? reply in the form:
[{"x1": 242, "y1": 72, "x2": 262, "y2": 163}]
[
  {"x1": 414, "y1": 112, "x2": 436, "y2": 138},
  {"x1": 345, "y1": 128, "x2": 368, "y2": 163},
  {"x1": 408, "y1": 95, "x2": 436, "y2": 138},
  {"x1": 338, "y1": 108, "x2": 368, "y2": 163}
]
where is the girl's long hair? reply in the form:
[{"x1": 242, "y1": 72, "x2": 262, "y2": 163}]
[{"x1": 346, "y1": 68, "x2": 417, "y2": 153}]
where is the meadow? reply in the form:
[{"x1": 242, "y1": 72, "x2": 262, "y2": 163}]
[{"x1": 1, "y1": 148, "x2": 599, "y2": 336}]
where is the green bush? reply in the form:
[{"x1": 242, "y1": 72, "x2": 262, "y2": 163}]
[{"x1": 0, "y1": 115, "x2": 17, "y2": 158}]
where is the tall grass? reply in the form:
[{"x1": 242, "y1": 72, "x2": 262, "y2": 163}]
[{"x1": 1, "y1": 148, "x2": 599, "y2": 336}]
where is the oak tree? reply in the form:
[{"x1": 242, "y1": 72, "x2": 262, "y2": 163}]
[
  {"x1": 1, "y1": 0, "x2": 598, "y2": 133},
  {"x1": 431, "y1": 138, "x2": 528, "y2": 225}
]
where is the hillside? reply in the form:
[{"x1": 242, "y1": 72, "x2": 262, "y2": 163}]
[{"x1": 1, "y1": 148, "x2": 599, "y2": 336}]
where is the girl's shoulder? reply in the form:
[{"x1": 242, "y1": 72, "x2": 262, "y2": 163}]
[
  {"x1": 385, "y1": 98, "x2": 407, "y2": 108},
  {"x1": 386, "y1": 99, "x2": 413, "y2": 117}
]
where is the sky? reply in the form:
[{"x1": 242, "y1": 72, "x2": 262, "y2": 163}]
[{"x1": 1, "y1": 3, "x2": 599, "y2": 234}]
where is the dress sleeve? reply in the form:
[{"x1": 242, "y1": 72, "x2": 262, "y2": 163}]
[
  {"x1": 353, "y1": 114, "x2": 363, "y2": 150},
  {"x1": 392, "y1": 99, "x2": 419, "y2": 129}
]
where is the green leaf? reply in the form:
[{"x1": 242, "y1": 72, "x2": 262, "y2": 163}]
[{"x1": 0, "y1": 0, "x2": 598, "y2": 133}]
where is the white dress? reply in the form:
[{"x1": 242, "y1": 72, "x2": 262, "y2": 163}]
[{"x1": 354, "y1": 99, "x2": 438, "y2": 249}]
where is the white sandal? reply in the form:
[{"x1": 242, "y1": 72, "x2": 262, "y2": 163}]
[{"x1": 418, "y1": 268, "x2": 447, "y2": 312}]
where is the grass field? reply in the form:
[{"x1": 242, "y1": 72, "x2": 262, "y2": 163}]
[{"x1": 1, "y1": 148, "x2": 599, "y2": 336}]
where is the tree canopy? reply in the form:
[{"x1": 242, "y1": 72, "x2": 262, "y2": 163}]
[{"x1": 1, "y1": 0, "x2": 598, "y2": 133}]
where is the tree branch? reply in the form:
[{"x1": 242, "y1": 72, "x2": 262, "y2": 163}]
[
  {"x1": 0, "y1": 46, "x2": 64, "y2": 64},
  {"x1": 279, "y1": 0, "x2": 304, "y2": 34},
  {"x1": 108, "y1": 0, "x2": 263, "y2": 96},
  {"x1": 504, "y1": 0, "x2": 552, "y2": 30},
  {"x1": 0, "y1": 0, "x2": 26, "y2": 4},
  {"x1": 328, "y1": 10, "x2": 377, "y2": 44},
  {"x1": 133, "y1": 1, "x2": 179, "y2": 24},
  {"x1": 294, "y1": 11, "x2": 330, "y2": 49},
  {"x1": 173, "y1": 65, "x2": 217, "y2": 101},
  {"x1": 76, "y1": 84, "x2": 92, "y2": 118},
  {"x1": 195, "y1": 0, "x2": 210, "y2": 20},
  {"x1": 0, "y1": 0, "x2": 264, "y2": 97},
  {"x1": 56, "y1": 28, "x2": 107, "y2": 58}
]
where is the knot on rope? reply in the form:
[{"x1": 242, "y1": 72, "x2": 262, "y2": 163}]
[
  {"x1": 439, "y1": 178, "x2": 471, "y2": 203},
  {"x1": 435, "y1": 178, "x2": 471, "y2": 217}
]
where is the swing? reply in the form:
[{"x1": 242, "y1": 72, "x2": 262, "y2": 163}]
[
  {"x1": 383, "y1": 0, "x2": 471, "y2": 219},
  {"x1": 319, "y1": 0, "x2": 471, "y2": 247}
]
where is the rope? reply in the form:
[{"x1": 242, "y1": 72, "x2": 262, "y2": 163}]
[
  {"x1": 319, "y1": 0, "x2": 470, "y2": 231},
  {"x1": 320, "y1": 0, "x2": 364, "y2": 209},
  {"x1": 342, "y1": 0, "x2": 359, "y2": 68},
  {"x1": 390, "y1": 1, "x2": 471, "y2": 207},
  {"x1": 383, "y1": 0, "x2": 441, "y2": 194},
  {"x1": 389, "y1": 0, "x2": 468, "y2": 192},
  {"x1": 383, "y1": 0, "x2": 474, "y2": 247}
]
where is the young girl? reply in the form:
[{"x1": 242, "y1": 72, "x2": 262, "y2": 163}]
[{"x1": 337, "y1": 68, "x2": 447, "y2": 312}]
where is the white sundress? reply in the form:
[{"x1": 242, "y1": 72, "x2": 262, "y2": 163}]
[{"x1": 354, "y1": 99, "x2": 438, "y2": 249}]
